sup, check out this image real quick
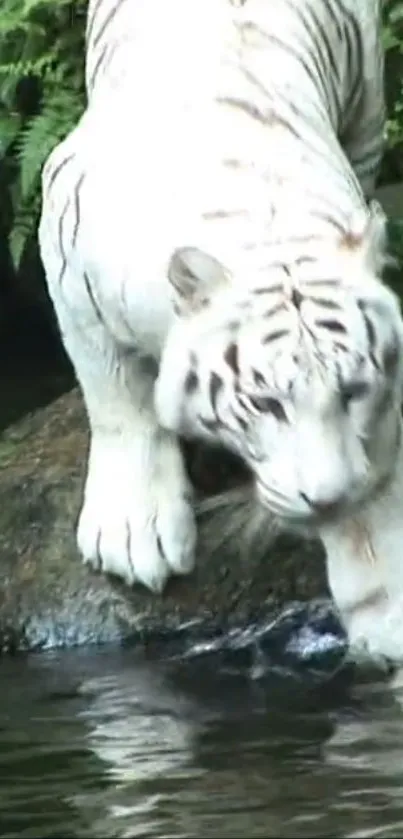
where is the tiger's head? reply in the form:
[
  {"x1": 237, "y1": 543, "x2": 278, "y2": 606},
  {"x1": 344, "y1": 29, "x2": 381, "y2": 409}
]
[{"x1": 155, "y1": 203, "x2": 403, "y2": 531}]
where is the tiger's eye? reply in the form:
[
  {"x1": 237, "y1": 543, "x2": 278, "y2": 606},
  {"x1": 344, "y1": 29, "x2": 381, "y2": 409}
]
[{"x1": 250, "y1": 396, "x2": 287, "y2": 421}]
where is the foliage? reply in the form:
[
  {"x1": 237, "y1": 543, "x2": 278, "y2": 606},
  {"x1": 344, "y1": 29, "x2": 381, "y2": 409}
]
[
  {"x1": 382, "y1": 0, "x2": 403, "y2": 184},
  {"x1": 0, "y1": 0, "x2": 86, "y2": 270},
  {"x1": 0, "y1": 0, "x2": 402, "y2": 273}
]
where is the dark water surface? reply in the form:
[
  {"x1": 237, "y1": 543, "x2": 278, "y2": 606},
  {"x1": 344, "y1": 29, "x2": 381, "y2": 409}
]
[{"x1": 1, "y1": 644, "x2": 403, "y2": 839}]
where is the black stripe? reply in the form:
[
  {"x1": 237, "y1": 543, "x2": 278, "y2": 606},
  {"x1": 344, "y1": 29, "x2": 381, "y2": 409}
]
[
  {"x1": 360, "y1": 309, "x2": 381, "y2": 371},
  {"x1": 88, "y1": 41, "x2": 108, "y2": 92},
  {"x1": 209, "y1": 372, "x2": 224, "y2": 414},
  {"x1": 93, "y1": 0, "x2": 128, "y2": 50},
  {"x1": 316, "y1": 318, "x2": 347, "y2": 334},
  {"x1": 290, "y1": 3, "x2": 328, "y2": 102},
  {"x1": 262, "y1": 302, "x2": 285, "y2": 319},
  {"x1": 306, "y1": 2, "x2": 341, "y2": 92},
  {"x1": 291, "y1": 288, "x2": 303, "y2": 310},
  {"x1": 343, "y1": 11, "x2": 362, "y2": 117},
  {"x1": 95, "y1": 530, "x2": 102, "y2": 570},
  {"x1": 232, "y1": 411, "x2": 249, "y2": 432},
  {"x1": 184, "y1": 369, "x2": 198, "y2": 394},
  {"x1": 304, "y1": 278, "x2": 340, "y2": 288},
  {"x1": 202, "y1": 209, "x2": 248, "y2": 221},
  {"x1": 358, "y1": 302, "x2": 375, "y2": 348},
  {"x1": 198, "y1": 416, "x2": 220, "y2": 433},
  {"x1": 295, "y1": 255, "x2": 316, "y2": 266},
  {"x1": 321, "y1": 0, "x2": 343, "y2": 40},
  {"x1": 240, "y1": 65, "x2": 273, "y2": 101},
  {"x1": 308, "y1": 209, "x2": 346, "y2": 235},
  {"x1": 83, "y1": 271, "x2": 107, "y2": 327},
  {"x1": 125, "y1": 520, "x2": 136, "y2": 581},
  {"x1": 285, "y1": 234, "x2": 323, "y2": 246},
  {"x1": 309, "y1": 297, "x2": 340, "y2": 310},
  {"x1": 241, "y1": 24, "x2": 318, "y2": 90},
  {"x1": 216, "y1": 96, "x2": 267, "y2": 125},
  {"x1": 86, "y1": 0, "x2": 103, "y2": 46},
  {"x1": 57, "y1": 198, "x2": 70, "y2": 286},
  {"x1": 262, "y1": 329, "x2": 289, "y2": 344},
  {"x1": 303, "y1": 185, "x2": 351, "y2": 231},
  {"x1": 253, "y1": 369, "x2": 267, "y2": 386},
  {"x1": 71, "y1": 172, "x2": 85, "y2": 248},
  {"x1": 46, "y1": 152, "x2": 75, "y2": 197},
  {"x1": 224, "y1": 342, "x2": 240, "y2": 375},
  {"x1": 239, "y1": 66, "x2": 303, "y2": 141},
  {"x1": 253, "y1": 284, "x2": 283, "y2": 295},
  {"x1": 91, "y1": 40, "x2": 119, "y2": 94}
]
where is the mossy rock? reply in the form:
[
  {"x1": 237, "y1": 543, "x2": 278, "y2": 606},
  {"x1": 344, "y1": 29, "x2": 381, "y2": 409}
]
[{"x1": 0, "y1": 389, "x2": 330, "y2": 654}]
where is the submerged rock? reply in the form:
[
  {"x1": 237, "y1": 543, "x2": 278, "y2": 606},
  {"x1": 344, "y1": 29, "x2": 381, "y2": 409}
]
[{"x1": 0, "y1": 388, "x2": 336, "y2": 655}]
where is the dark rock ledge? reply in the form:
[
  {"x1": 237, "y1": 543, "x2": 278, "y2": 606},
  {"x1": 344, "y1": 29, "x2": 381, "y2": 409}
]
[{"x1": 0, "y1": 387, "x2": 341, "y2": 660}]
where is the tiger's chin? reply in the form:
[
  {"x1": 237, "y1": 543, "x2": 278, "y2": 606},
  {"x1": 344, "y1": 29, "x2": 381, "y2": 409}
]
[
  {"x1": 254, "y1": 482, "x2": 346, "y2": 530},
  {"x1": 255, "y1": 470, "x2": 396, "y2": 536}
]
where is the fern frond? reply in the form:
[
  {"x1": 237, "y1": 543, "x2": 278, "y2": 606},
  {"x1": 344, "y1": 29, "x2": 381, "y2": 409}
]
[
  {"x1": 17, "y1": 89, "x2": 83, "y2": 201},
  {"x1": 8, "y1": 192, "x2": 40, "y2": 270},
  {"x1": 9, "y1": 212, "x2": 34, "y2": 270},
  {"x1": 0, "y1": 0, "x2": 87, "y2": 270},
  {"x1": 0, "y1": 110, "x2": 21, "y2": 157},
  {"x1": 22, "y1": 0, "x2": 74, "y2": 15}
]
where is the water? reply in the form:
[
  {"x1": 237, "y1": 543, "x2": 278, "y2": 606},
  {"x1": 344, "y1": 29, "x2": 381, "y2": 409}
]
[{"x1": 1, "y1": 646, "x2": 403, "y2": 838}]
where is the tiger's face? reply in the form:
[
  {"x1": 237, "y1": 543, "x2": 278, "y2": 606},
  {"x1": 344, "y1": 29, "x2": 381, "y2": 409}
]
[{"x1": 155, "y1": 231, "x2": 403, "y2": 530}]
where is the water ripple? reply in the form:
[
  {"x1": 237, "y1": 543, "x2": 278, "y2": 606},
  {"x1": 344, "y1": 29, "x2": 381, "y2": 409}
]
[{"x1": 0, "y1": 631, "x2": 402, "y2": 837}]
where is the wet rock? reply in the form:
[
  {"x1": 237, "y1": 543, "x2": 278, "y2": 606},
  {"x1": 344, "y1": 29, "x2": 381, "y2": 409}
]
[{"x1": 0, "y1": 388, "x2": 334, "y2": 654}]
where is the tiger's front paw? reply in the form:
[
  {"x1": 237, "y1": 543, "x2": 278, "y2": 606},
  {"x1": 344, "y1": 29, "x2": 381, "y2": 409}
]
[{"x1": 77, "y1": 431, "x2": 197, "y2": 592}]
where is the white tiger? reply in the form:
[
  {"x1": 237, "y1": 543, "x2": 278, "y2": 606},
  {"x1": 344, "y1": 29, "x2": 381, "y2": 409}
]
[{"x1": 39, "y1": 0, "x2": 403, "y2": 661}]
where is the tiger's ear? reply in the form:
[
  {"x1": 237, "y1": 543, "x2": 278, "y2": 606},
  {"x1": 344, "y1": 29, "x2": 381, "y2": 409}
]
[{"x1": 168, "y1": 246, "x2": 229, "y2": 316}]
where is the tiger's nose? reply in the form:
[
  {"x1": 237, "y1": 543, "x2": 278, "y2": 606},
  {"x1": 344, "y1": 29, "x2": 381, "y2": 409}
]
[{"x1": 300, "y1": 491, "x2": 345, "y2": 516}]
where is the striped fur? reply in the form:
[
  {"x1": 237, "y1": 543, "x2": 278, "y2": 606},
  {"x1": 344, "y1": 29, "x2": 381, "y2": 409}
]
[{"x1": 38, "y1": 0, "x2": 403, "y2": 599}]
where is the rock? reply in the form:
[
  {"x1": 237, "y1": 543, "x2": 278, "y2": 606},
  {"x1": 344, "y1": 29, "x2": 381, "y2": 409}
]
[{"x1": 0, "y1": 388, "x2": 333, "y2": 654}]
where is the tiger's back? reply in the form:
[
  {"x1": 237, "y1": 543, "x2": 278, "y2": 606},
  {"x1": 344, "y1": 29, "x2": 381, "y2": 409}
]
[{"x1": 41, "y1": 0, "x2": 386, "y2": 361}]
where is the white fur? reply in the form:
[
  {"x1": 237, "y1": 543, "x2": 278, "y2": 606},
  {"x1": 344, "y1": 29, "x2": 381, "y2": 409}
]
[
  {"x1": 38, "y1": 0, "x2": 403, "y2": 642},
  {"x1": 320, "y1": 437, "x2": 403, "y2": 666},
  {"x1": 78, "y1": 427, "x2": 196, "y2": 591}
]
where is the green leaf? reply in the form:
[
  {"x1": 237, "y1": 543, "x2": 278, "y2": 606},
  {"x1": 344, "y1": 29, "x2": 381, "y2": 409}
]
[
  {"x1": 17, "y1": 93, "x2": 82, "y2": 201},
  {"x1": 8, "y1": 209, "x2": 35, "y2": 270},
  {"x1": 0, "y1": 111, "x2": 21, "y2": 156},
  {"x1": 389, "y1": 4, "x2": 403, "y2": 25},
  {"x1": 0, "y1": 0, "x2": 87, "y2": 271}
]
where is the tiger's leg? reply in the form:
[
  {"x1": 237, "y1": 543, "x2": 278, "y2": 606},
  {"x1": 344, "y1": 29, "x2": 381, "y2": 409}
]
[
  {"x1": 320, "y1": 435, "x2": 403, "y2": 667},
  {"x1": 38, "y1": 157, "x2": 196, "y2": 594}
]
